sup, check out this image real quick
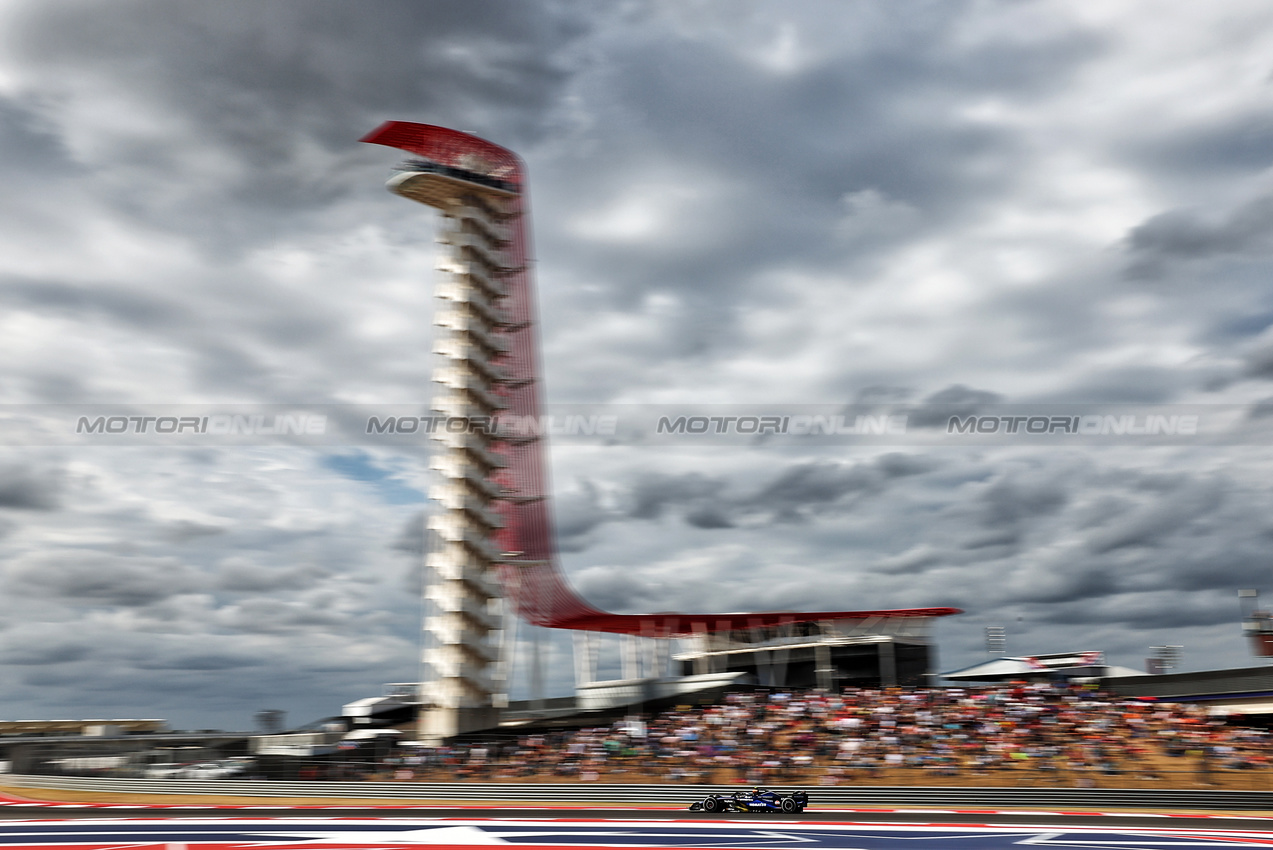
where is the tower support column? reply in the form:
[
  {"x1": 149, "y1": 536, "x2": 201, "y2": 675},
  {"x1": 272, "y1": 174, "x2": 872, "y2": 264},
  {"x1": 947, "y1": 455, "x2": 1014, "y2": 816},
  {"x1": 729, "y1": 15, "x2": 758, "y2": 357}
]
[{"x1": 376, "y1": 154, "x2": 520, "y2": 742}]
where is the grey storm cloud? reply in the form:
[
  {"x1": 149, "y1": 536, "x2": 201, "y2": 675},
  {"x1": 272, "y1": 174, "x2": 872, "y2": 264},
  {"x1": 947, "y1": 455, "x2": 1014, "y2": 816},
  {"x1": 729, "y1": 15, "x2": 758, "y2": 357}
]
[
  {"x1": 532, "y1": 11, "x2": 1107, "y2": 395},
  {"x1": 554, "y1": 480, "x2": 614, "y2": 550},
  {"x1": 135, "y1": 651, "x2": 266, "y2": 671},
  {"x1": 610, "y1": 454, "x2": 935, "y2": 531},
  {"x1": 906, "y1": 385, "x2": 1004, "y2": 428},
  {"x1": 163, "y1": 520, "x2": 227, "y2": 544},
  {"x1": 393, "y1": 513, "x2": 436, "y2": 594},
  {"x1": 215, "y1": 597, "x2": 362, "y2": 635},
  {"x1": 1124, "y1": 195, "x2": 1273, "y2": 279},
  {"x1": 741, "y1": 457, "x2": 912, "y2": 523},
  {"x1": 567, "y1": 456, "x2": 1267, "y2": 640},
  {"x1": 1129, "y1": 109, "x2": 1273, "y2": 179},
  {"x1": 215, "y1": 558, "x2": 329, "y2": 593},
  {"x1": 1132, "y1": 196, "x2": 1273, "y2": 257},
  {"x1": 1, "y1": 0, "x2": 590, "y2": 242},
  {"x1": 1, "y1": 0, "x2": 1273, "y2": 726},
  {"x1": 0, "y1": 640, "x2": 92, "y2": 666},
  {"x1": 570, "y1": 564, "x2": 666, "y2": 614},
  {"x1": 977, "y1": 471, "x2": 1069, "y2": 529},
  {"x1": 0, "y1": 463, "x2": 60, "y2": 510},
  {"x1": 0, "y1": 275, "x2": 182, "y2": 330},
  {"x1": 684, "y1": 506, "x2": 734, "y2": 530},
  {"x1": 1039, "y1": 593, "x2": 1238, "y2": 631},
  {"x1": 629, "y1": 472, "x2": 725, "y2": 520},
  {"x1": 1247, "y1": 349, "x2": 1273, "y2": 380},
  {"x1": 5, "y1": 552, "x2": 205, "y2": 606},
  {"x1": 391, "y1": 512, "x2": 431, "y2": 557},
  {"x1": 1034, "y1": 366, "x2": 1187, "y2": 405},
  {"x1": 872, "y1": 545, "x2": 943, "y2": 576},
  {"x1": 1084, "y1": 475, "x2": 1226, "y2": 554}
]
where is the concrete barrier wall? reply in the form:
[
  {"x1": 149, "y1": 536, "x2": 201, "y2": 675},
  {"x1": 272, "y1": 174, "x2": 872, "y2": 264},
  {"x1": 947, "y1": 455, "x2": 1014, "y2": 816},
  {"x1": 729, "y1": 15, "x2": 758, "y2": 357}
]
[{"x1": 9, "y1": 775, "x2": 1273, "y2": 810}]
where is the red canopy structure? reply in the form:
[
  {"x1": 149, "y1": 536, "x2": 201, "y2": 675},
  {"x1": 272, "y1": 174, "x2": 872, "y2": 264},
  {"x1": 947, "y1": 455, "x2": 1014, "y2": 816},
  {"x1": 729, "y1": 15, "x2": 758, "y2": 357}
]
[{"x1": 362, "y1": 122, "x2": 962, "y2": 638}]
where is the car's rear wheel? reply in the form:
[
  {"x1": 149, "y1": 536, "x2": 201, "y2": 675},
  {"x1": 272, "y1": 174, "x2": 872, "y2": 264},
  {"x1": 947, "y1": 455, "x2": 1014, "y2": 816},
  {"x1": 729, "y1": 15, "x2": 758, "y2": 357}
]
[
  {"x1": 781, "y1": 797, "x2": 797, "y2": 813},
  {"x1": 704, "y1": 797, "x2": 720, "y2": 813}
]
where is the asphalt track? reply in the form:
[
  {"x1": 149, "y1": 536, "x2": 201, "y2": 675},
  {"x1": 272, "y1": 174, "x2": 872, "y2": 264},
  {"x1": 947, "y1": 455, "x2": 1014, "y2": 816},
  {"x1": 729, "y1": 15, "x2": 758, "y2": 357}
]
[
  {"x1": 2, "y1": 788, "x2": 1273, "y2": 848},
  {"x1": 0, "y1": 804, "x2": 1271, "y2": 829},
  {"x1": 3, "y1": 814, "x2": 1273, "y2": 849}
]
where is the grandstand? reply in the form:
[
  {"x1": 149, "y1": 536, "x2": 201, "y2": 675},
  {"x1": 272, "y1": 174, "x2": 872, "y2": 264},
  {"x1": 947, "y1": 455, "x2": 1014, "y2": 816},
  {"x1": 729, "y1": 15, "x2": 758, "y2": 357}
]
[{"x1": 341, "y1": 684, "x2": 1273, "y2": 790}]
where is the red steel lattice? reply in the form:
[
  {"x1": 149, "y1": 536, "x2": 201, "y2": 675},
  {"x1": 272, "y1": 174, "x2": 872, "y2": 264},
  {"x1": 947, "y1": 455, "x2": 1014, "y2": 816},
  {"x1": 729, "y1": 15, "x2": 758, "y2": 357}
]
[{"x1": 362, "y1": 122, "x2": 961, "y2": 636}]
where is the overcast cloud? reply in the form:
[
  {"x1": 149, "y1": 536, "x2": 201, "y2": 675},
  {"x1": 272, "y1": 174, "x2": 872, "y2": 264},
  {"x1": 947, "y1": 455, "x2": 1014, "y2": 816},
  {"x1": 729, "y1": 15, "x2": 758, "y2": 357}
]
[{"x1": 3, "y1": 0, "x2": 1273, "y2": 729}]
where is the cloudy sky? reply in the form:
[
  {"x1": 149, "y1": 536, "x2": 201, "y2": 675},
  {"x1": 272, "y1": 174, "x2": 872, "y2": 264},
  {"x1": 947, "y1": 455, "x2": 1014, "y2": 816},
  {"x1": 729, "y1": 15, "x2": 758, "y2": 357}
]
[{"x1": 4, "y1": 0, "x2": 1273, "y2": 730}]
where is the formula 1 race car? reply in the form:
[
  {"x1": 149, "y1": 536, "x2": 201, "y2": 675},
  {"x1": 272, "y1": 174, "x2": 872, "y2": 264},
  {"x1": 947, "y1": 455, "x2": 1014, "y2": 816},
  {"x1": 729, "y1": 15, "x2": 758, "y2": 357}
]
[{"x1": 688, "y1": 788, "x2": 808, "y2": 814}]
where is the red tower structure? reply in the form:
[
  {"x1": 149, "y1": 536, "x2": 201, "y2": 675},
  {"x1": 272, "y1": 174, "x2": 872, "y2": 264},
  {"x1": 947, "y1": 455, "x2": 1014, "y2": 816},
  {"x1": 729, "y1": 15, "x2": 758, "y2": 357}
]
[{"x1": 363, "y1": 122, "x2": 960, "y2": 729}]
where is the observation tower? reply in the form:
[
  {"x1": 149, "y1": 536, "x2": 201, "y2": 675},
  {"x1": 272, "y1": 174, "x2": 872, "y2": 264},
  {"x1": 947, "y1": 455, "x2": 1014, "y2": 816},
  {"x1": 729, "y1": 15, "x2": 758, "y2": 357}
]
[{"x1": 363, "y1": 122, "x2": 960, "y2": 739}]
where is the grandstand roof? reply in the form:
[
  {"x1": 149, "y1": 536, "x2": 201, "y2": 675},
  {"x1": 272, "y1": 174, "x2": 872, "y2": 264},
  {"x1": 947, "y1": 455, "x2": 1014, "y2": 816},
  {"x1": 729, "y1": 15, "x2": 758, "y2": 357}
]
[{"x1": 943, "y1": 651, "x2": 1147, "y2": 682}]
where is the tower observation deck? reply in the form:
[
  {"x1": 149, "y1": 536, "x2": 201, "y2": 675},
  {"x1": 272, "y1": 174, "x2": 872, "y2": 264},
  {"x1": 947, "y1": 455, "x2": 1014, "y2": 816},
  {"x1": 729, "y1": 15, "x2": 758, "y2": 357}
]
[{"x1": 362, "y1": 122, "x2": 960, "y2": 736}]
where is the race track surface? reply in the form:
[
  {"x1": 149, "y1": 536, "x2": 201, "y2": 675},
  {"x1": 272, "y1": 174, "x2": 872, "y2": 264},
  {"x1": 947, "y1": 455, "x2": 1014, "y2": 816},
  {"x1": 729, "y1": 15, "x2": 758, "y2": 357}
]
[
  {"x1": 0, "y1": 804, "x2": 1270, "y2": 829},
  {"x1": 3, "y1": 815, "x2": 1273, "y2": 849},
  {"x1": 3, "y1": 787, "x2": 1273, "y2": 848}
]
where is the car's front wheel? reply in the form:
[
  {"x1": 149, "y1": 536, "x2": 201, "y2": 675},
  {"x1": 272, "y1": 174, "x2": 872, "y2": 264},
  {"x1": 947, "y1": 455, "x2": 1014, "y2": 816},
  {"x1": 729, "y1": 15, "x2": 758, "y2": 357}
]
[{"x1": 703, "y1": 797, "x2": 720, "y2": 813}]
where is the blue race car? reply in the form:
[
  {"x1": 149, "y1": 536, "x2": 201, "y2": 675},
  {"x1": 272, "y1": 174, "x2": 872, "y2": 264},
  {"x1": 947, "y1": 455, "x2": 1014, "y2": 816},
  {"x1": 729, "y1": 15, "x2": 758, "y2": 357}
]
[{"x1": 688, "y1": 788, "x2": 808, "y2": 814}]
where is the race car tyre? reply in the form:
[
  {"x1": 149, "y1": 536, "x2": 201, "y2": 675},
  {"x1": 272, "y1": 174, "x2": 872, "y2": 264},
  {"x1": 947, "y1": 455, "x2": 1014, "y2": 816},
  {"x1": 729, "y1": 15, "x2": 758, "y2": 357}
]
[
  {"x1": 704, "y1": 797, "x2": 720, "y2": 813},
  {"x1": 781, "y1": 797, "x2": 798, "y2": 813}
]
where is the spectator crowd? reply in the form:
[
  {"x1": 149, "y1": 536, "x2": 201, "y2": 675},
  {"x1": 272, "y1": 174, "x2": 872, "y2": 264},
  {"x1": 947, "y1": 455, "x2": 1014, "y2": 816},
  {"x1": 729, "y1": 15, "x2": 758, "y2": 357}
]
[{"x1": 366, "y1": 684, "x2": 1272, "y2": 788}]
